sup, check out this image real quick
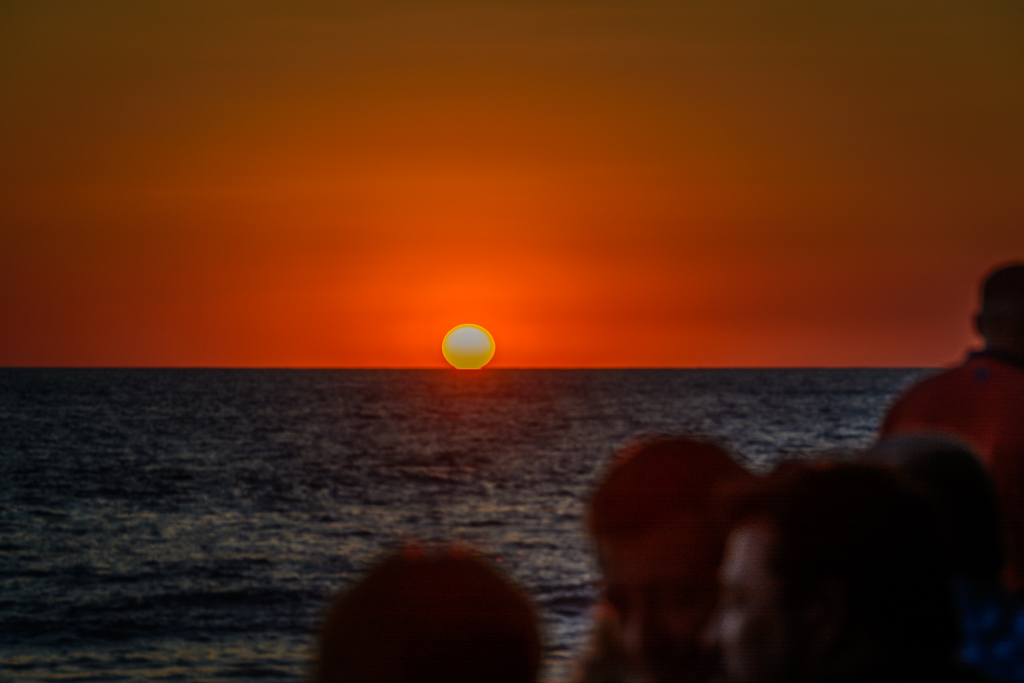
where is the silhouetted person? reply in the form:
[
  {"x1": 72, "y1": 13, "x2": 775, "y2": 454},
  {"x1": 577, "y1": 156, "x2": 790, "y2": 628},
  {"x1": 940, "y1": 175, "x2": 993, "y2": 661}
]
[
  {"x1": 705, "y1": 462, "x2": 980, "y2": 683},
  {"x1": 881, "y1": 263, "x2": 1024, "y2": 598},
  {"x1": 316, "y1": 547, "x2": 541, "y2": 683},
  {"x1": 867, "y1": 435, "x2": 1024, "y2": 682},
  {"x1": 578, "y1": 437, "x2": 754, "y2": 683}
]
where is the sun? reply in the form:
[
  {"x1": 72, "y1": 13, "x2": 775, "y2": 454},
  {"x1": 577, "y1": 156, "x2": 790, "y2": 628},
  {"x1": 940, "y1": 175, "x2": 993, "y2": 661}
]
[{"x1": 442, "y1": 324, "x2": 496, "y2": 369}]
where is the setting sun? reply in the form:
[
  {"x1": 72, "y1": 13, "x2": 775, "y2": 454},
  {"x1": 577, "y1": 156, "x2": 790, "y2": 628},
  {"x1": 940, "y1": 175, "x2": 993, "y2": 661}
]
[{"x1": 442, "y1": 324, "x2": 496, "y2": 369}]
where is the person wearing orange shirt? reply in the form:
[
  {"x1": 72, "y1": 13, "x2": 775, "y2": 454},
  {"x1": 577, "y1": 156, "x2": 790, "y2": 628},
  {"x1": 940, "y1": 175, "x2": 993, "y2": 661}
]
[{"x1": 881, "y1": 263, "x2": 1024, "y2": 597}]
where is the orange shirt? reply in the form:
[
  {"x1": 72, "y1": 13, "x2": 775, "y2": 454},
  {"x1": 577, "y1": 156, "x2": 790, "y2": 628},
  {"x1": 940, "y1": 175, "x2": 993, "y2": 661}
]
[{"x1": 881, "y1": 351, "x2": 1024, "y2": 596}]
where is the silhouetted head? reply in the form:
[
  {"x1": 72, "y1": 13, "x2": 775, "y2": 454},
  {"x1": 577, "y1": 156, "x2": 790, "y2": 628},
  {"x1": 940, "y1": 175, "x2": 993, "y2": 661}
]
[
  {"x1": 707, "y1": 462, "x2": 957, "y2": 683},
  {"x1": 867, "y1": 434, "x2": 1004, "y2": 581},
  {"x1": 976, "y1": 263, "x2": 1024, "y2": 354},
  {"x1": 588, "y1": 437, "x2": 753, "y2": 683},
  {"x1": 316, "y1": 547, "x2": 541, "y2": 683}
]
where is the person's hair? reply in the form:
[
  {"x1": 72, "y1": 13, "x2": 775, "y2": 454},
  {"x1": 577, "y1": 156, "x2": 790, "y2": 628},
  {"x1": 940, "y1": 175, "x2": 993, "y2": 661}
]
[
  {"x1": 730, "y1": 462, "x2": 958, "y2": 664},
  {"x1": 869, "y1": 434, "x2": 1004, "y2": 580},
  {"x1": 588, "y1": 437, "x2": 750, "y2": 542},
  {"x1": 982, "y1": 263, "x2": 1024, "y2": 310},
  {"x1": 316, "y1": 548, "x2": 541, "y2": 683}
]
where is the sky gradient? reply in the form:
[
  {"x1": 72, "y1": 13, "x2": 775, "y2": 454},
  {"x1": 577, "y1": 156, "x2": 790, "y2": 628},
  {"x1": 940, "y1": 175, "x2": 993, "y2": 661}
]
[{"x1": 2, "y1": 0, "x2": 1022, "y2": 367}]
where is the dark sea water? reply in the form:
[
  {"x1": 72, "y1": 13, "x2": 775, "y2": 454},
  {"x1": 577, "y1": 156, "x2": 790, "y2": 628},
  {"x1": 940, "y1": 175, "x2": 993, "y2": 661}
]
[{"x1": 0, "y1": 368, "x2": 931, "y2": 682}]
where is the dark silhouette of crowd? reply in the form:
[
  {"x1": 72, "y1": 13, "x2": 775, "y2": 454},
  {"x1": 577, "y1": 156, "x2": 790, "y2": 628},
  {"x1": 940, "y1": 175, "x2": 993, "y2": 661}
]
[{"x1": 315, "y1": 263, "x2": 1024, "y2": 683}]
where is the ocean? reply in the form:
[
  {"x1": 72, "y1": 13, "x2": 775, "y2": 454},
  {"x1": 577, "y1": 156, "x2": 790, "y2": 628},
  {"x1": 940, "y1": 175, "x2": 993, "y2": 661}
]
[{"x1": 0, "y1": 368, "x2": 931, "y2": 682}]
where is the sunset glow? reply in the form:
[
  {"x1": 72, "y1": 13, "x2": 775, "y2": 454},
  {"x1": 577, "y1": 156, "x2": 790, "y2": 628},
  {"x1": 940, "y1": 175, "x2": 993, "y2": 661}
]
[{"x1": 1, "y1": 1, "x2": 1022, "y2": 367}]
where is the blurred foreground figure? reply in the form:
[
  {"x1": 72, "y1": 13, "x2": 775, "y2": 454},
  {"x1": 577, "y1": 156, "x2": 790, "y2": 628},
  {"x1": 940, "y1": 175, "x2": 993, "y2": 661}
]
[
  {"x1": 316, "y1": 548, "x2": 540, "y2": 683},
  {"x1": 707, "y1": 463, "x2": 981, "y2": 683},
  {"x1": 579, "y1": 438, "x2": 754, "y2": 683},
  {"x1": 869, "y1": 435, "x2": 1024, "y2": 682},
  {"x1": 882, "y1": 263, "x2": 1024, "y2": 597}
]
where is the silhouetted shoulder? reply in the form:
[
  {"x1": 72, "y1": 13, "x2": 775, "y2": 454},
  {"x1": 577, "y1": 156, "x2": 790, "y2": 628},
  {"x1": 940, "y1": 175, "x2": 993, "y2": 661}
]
[{"x1": 881, "y1": 355, "x2": 1024, "y2": 440}]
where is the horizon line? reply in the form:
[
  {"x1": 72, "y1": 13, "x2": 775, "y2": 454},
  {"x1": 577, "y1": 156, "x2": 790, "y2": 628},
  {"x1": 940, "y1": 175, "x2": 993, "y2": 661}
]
[{"x1": 0, "y1": 365, "x2": 939, "y2": 371}]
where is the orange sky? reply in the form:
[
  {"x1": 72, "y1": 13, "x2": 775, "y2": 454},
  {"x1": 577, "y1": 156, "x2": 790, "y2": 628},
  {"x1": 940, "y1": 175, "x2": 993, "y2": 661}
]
[{"x1": 2, "y1": 0, "x2": 1022, "y2": 367}]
